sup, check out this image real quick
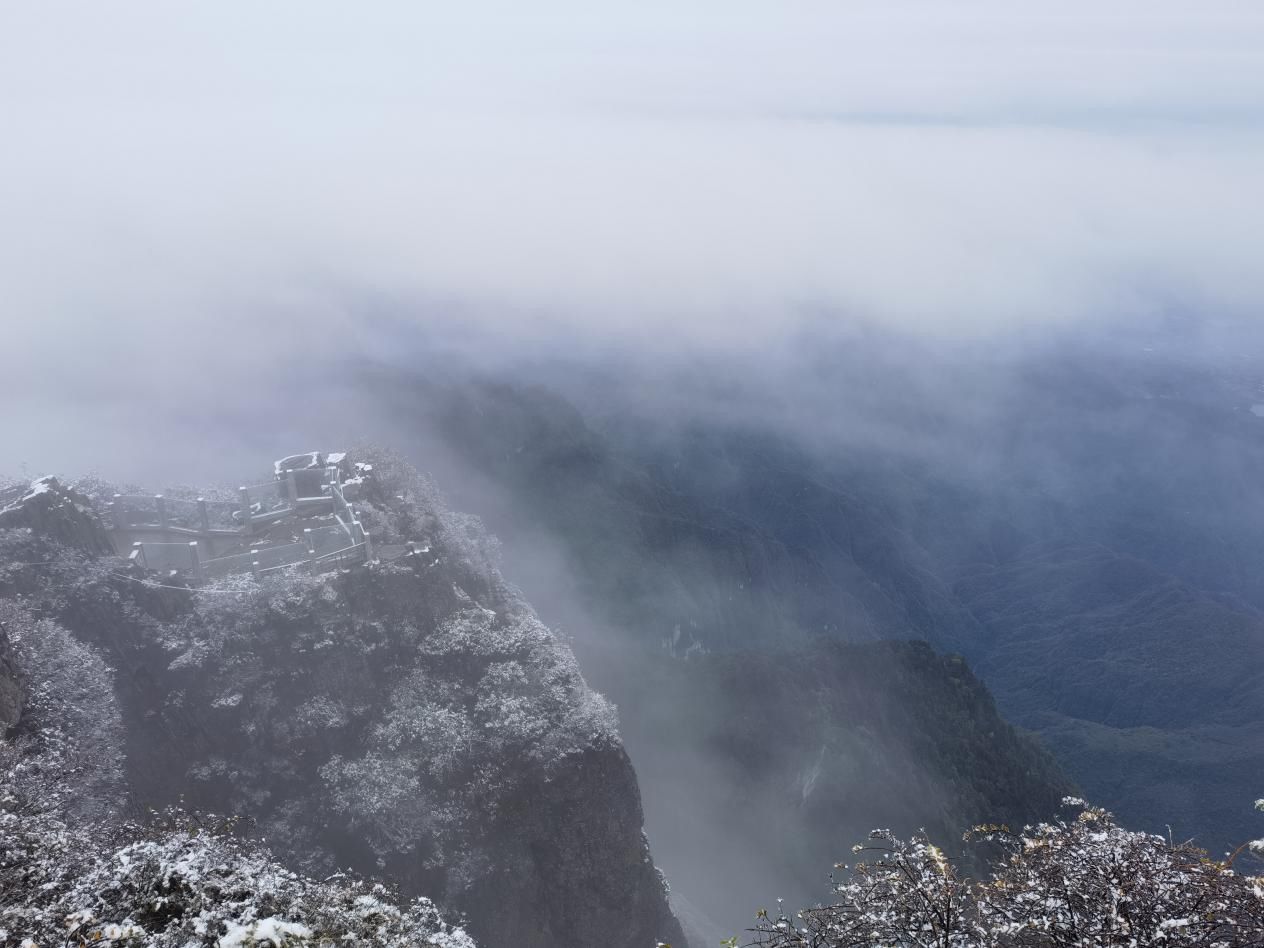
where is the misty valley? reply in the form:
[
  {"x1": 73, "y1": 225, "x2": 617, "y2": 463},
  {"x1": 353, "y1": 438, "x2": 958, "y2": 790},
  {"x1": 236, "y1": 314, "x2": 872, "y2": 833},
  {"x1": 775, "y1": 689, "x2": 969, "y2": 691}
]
[
  {"x1": 6, "y1": 3, "x2": 1264, "y2": 945},
  {"x1": 6, "y1": 326, "x2": 1264, "y2": 945}
]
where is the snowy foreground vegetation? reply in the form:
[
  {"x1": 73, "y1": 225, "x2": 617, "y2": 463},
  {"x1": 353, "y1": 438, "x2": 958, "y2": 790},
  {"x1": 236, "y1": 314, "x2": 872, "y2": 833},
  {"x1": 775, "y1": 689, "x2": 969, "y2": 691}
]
[
  {"x1": 2, "y1": 809, "x2": 476, "y2": 948},
  {"x1": 0, "y1": 599, "x2": 473, "y2": 948},
  {"x1": 746, "y1": 800, "x2": 1264, "y2": 948}
]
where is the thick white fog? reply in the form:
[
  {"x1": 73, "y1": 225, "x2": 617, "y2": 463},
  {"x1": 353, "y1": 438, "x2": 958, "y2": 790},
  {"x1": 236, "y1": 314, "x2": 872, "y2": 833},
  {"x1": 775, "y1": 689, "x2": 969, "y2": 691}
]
[{"x1": 2, "y1": 2, "x2": 1263, "y2": 471}]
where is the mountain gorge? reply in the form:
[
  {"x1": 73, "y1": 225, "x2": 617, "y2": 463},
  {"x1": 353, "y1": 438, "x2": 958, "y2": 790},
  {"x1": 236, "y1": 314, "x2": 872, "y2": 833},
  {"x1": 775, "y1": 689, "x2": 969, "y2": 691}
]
[
  {"x1": 618, "y1": 640, "x2": 1071, "y2": 938},
  {"x1": 364, "y1": 330, "x2": 1264, "y2": 862},
  {"x1": 0, "y1": 445, "x2": 1079, "y2": 946}
]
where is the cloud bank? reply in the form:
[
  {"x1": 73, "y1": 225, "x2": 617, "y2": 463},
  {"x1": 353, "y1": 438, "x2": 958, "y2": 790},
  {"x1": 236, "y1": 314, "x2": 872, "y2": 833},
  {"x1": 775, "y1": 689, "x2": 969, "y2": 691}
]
[{"x1": 2, "y1": 1, "x2": 1263, "y2": 472}]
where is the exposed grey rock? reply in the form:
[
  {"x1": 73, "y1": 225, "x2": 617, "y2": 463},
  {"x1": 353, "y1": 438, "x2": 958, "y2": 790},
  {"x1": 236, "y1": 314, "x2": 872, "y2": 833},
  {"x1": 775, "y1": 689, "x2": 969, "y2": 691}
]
[{"x1": 0, "y1": 476, "x2": 113, "y2": 554}]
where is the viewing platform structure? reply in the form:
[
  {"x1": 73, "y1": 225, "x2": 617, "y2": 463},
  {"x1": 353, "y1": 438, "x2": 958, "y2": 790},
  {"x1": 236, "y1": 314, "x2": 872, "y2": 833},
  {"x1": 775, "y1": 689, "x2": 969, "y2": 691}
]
[{"x1": 106, "y1": 451, "x2": 383, "y2": 581}]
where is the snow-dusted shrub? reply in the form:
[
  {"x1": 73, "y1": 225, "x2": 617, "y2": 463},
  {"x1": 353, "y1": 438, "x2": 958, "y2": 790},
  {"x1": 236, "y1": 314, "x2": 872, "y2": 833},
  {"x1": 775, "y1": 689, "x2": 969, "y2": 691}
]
[
  {"x1": 287, "y1": 696, "x2": 352, "y2": 740},
  {"x1": 749, "y1": 798, "x2": 1264, "y2": 947},
  {"x1": 2, "y1": 808, "x2": 475, "y2": 947},
  {"x1": 474, "y1": 661, "x2": 558, "y2": 747},
  {"x1": 437, "y1": 510, "x2": 502, "y2": 579},
  {"x1": 370, "y1": 672, "x2": 477, "y2": 779},
  {"x1": 322, "y1": 752, "x2": 422, "y2": 813}
]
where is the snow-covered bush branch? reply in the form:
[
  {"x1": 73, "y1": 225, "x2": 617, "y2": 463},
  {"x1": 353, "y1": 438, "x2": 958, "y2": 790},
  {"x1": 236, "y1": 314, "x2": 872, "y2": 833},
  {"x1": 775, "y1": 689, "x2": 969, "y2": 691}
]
[{"x1": 748, "y1": 798, "x2": 1264, "y2": 947}]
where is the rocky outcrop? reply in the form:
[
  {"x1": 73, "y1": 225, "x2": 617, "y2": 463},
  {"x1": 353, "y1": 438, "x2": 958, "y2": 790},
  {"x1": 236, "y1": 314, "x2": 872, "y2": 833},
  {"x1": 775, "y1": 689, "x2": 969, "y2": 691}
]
[
  {"x1": 0, "y1": 476, "x2": 113, "y2": 554},
  {"x1": 464, "y1": 738, "x2": 681, "y2": 948},
  {"x1": 0, "y1": 456, "x2": 686, "y2": 948}
]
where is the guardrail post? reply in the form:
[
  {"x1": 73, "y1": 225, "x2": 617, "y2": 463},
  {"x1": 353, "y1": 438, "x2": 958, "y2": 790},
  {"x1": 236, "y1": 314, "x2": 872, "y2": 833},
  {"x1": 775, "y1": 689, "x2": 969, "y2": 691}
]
[
  {"x1": 362, "y1": 530, "x2": 374, "y2": 562},
  {"x1": 155, "y1": 495, "x2": 168, "y2": 531},
  {"x1": 197, "y1": 498, "x2": 210, "y2": 533},
  {"x1": 189, "y1": 542, "x2": 203, "y2": 580},
  {"x1": 251, "y1": 559, "x2": 260, "y2": 579},
  {"x1": 111, "y1": 493, "x2": 126, "y2": 529},
  {"x1": 305, "y1": 528, "x2": 318, "y2": 573},
  {"x1": 286, "y1": 470, "x2": 299, "y2": 508},
  {"x1": 239, "y1": 487, "x2": 252, "y2": 535},
  {"x1": 131, "y1": 541, "x2": 146, "y2": 569}
]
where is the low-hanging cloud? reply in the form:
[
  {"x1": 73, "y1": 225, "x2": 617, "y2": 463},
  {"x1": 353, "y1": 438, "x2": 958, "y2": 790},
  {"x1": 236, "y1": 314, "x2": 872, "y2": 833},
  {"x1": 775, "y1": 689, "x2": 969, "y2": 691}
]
[{"x1": 3, "y1": 1, "x2": 1264, "y2": 474}]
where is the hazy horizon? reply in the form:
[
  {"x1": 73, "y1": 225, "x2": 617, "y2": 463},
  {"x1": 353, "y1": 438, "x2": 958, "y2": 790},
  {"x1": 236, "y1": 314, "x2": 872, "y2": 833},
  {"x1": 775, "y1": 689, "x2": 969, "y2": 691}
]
[{"x1": 5, "y1": 4, "x2": 1264, "y2": 481}]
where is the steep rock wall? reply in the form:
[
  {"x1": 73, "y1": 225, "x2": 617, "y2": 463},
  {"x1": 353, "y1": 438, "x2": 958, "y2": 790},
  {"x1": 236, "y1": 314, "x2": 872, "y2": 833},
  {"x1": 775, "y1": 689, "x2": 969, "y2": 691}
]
[{"x1": 0, "y1": 462, "x2": 685, "y2": 948}]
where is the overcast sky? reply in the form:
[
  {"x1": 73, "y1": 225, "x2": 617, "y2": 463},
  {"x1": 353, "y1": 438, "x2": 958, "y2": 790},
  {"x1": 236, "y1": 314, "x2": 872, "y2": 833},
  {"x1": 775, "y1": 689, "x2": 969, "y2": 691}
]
[{"x1": 3, "y1": 2, "x2": 1263, "y2": 474}]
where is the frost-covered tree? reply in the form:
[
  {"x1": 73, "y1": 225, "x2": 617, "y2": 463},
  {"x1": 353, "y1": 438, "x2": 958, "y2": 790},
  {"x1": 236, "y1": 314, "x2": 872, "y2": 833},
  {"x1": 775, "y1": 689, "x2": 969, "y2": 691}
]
[
  {"x1": 0, "y1": 600, "x2": 474, "y2": 948},
  {"x1": 748, "y1": 798, "x2": 1264, "y2": 947}
]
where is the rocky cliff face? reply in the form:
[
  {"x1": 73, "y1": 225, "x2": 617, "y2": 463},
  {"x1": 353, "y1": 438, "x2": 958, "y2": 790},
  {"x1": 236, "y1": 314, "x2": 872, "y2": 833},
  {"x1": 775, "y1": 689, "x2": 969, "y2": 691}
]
[{"x1": 0, "y1": 460, "x2": 685, "y2": 948}]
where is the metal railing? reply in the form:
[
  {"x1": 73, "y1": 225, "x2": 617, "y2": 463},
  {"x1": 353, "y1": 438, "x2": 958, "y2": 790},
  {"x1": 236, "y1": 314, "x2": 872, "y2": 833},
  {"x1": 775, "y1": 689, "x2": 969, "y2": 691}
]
[
  {"x1": 200, "y1": 547, "x2": 264, "y2": 579},
  {"x1": 129, "y1": 540, "x2": 200, "y2": 574},
  {"x1": 111, "y1": 458, "x2": 387, "y2": 584},
  {"x1": 122, "y1": 529, "x2": 414, "y2": 583},
  {"x1": 110, "y1": 493, "x2": 242, "y2": 533}
]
